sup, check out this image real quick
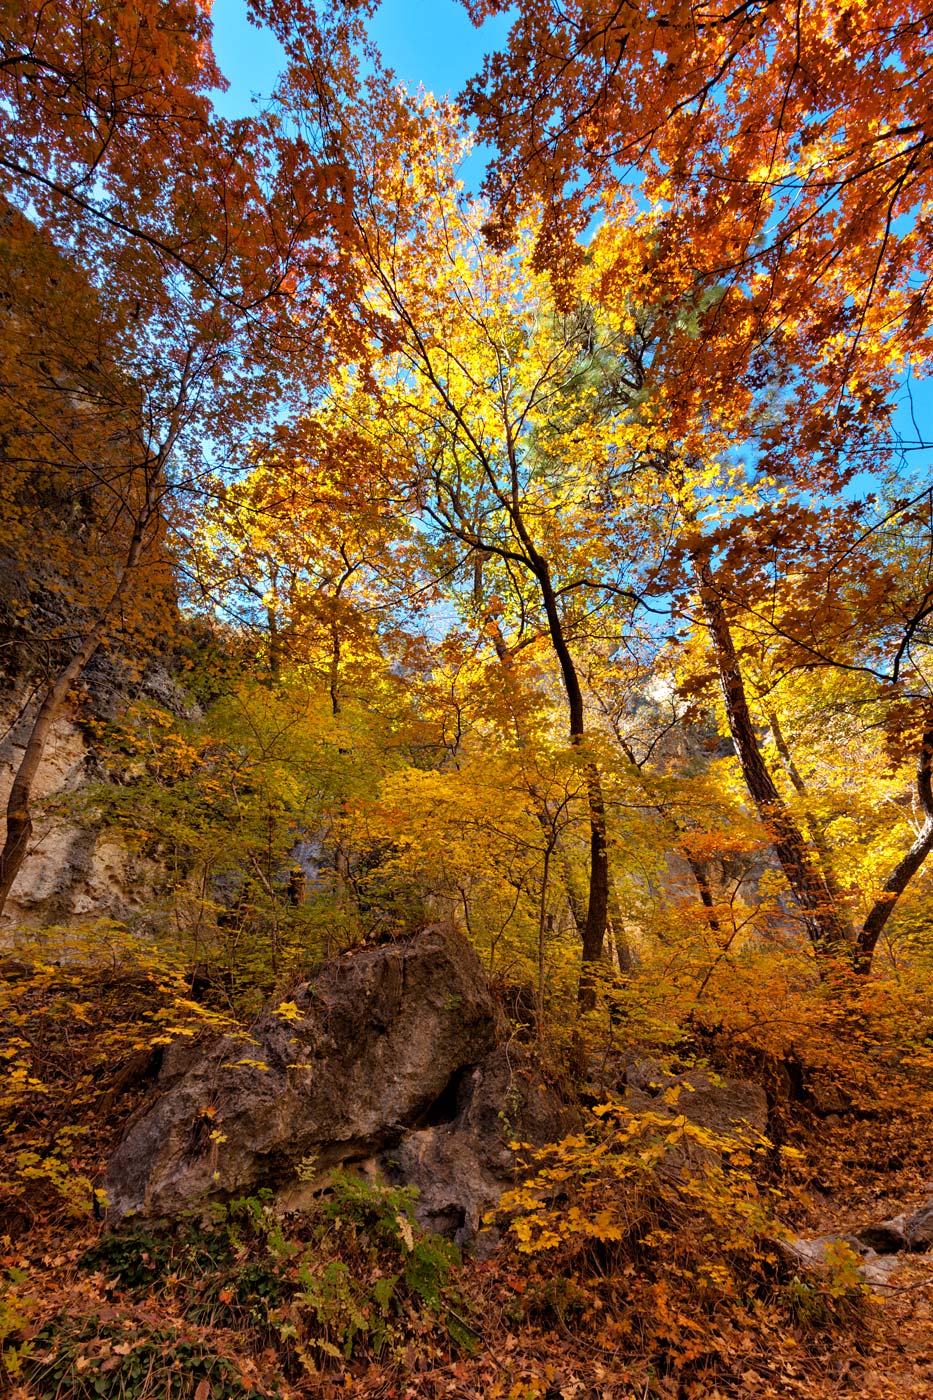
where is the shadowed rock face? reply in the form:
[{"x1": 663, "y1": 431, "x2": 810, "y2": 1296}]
[
  {"x1": 381, "y1": 1045, "x2": 582, "y2": 1249},
  {"x1": 588, "y1": 1053, "x2": 770, "y2": 1140},
  {"x1": 857, "y1": 1199, "x2": 933, "y2": 1255},
  {"x1": 105, "y1": 926, "x2": 502, "y2": 1219}
]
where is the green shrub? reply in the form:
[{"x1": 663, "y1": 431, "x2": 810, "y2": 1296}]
[{"x1": 76, "y1": 1176, "x2": 472, "y2": 1376}]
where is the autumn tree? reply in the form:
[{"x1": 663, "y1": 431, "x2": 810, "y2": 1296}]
[
  {"x1": 453, "y1": 2, "x2": 933, "y2": 970},
  {"x1": 0, "y1": 206, "x2": 182, "y2": 913},
  {"x1": 681, "y1": 481, "x2": 933, "y2": 970},
  {"x1": 0, "y1": 2, "x2": 365, "y2": 916},
  {"x1": 191, "y1": 419, "x2": 411, "y2": 701},
  {"x1": 277, "y1": 94, "x2": 664, "y2": 991},
  {"x1": 464, "y1": 0, "x2": 933, "y2": 387}
]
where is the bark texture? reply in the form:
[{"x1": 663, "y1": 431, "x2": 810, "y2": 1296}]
[
  {"x1": 855, "y1": 716, "x2": 933, "y2": 971},
  {"x1": 691, "y1": 549, "x2": 851, "y2": 956}
]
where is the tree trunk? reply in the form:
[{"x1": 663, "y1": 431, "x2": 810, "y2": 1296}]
[
  {"x1": 329, "y1": 620, "x2": 342, "y2": 717},
  {"x1": 764, "y1": 703, "x2": 855, "y2": 941},
  {"x1": 533, "y1": 562, "x2": 610, "y2": 1005},
  {"x1": 581, "y1": 762, "x2": 610, "y2": 964},
  {"x1": 855, "y1": 715, "x2": 933, "y2": 972},
  {"x1": 684, "y1": 852, "x2": 723, "y2": 936},
  {"x1": 0, "y1": 506, "x2": 151, "y2": 916},
  {"x1": 691, "y1": 548, "x2": 850, "y2": 957},
  {"x1": 607, "y1": 872, "x2": 636, "y2": 973},
  {"x1": 487, "y1": 607, "x2": 614, "y2": 990}
]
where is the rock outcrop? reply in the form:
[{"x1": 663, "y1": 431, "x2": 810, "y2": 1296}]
[
  {"x1": 381, "y1": 1045, "x2": 581, "y2": 1246},
  {"x1": 780, "y1": 1192, "x2": 933, "y2": 1296},
  {"x1": 0, "y1": 662, "x2": 194, "y2": 929},
  {"x1": 857, "y1": 1197, "x2": 933, "y2": 1255},
  {"x1": 589, "y1": 1052, "x2": 769, "y2": 1139},
  {"x1": 0, "y1": 699, "x2": 115, "y2": 926},
  {"x1": 105, "y1": 926, "x2": 576, "y2": 1241}
]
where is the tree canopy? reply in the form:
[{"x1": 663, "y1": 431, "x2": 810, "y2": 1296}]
[{"x1": 3, "y1": 7, "x2": 933, "y2": 1393}]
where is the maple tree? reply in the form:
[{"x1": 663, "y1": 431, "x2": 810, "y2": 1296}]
[
  {"x1": 464, "y1": 0, "x2": 933, "y2": 379},
  {"x1": 0, "y1": 1, "x2": 365, "y2": 916},
  {"x1": 277, "y1": 110, "x2": 655, "y2": 991},
  {"x1": 4, "y1": 0, "x2": 929, "y2": 979},
  {"x1": 1, "y1": 0, "x2": 319, "y2": 311},
  {"x1": 458, "y1": 2, "x2": 933, "y2": 972}
]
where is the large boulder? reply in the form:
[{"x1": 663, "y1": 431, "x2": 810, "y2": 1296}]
[
  {"x1": 105, "y1": 926, "x2": 502, "y2": 1219},
  {"x1": 380, "y1": 1046, "x2": 581, "y2": 1247}
]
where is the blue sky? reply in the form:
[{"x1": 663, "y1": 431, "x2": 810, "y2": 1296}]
[
  {"x1": 209, "y1": 0, "x2": 283, "y2": 116},
  {"x1": 209, "y1": 0, "x2": 511, "y2": 190},
  {"x1": 207, "y1": 0, "x2": 931, "y2": 458}
]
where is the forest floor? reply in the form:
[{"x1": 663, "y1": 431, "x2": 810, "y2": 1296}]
[
  {"x1": 4, "y1": 947, "x2": 933, "y2": 1400},
  {"x1": 5, "y1": 1074, "x2": 933, "y2": 1400}
]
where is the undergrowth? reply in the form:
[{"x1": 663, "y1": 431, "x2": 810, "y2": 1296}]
[
  {"x1": 492, "y1": 1100, "x2": 872, "y2": 1388},
  {"x1": 6, "y1": 1176, "x2": 470, "y2": 1397},
  {"x1": 0, "y1": 925, "x2": 236, "y2": 1231},
  {"x1": 3, "y1": 935, "x2": 933, "y2": 1398}
]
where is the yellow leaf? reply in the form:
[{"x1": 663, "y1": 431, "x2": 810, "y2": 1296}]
[{"x1": 273, "y1": 1001, "x2": 303, "y2": 1022}]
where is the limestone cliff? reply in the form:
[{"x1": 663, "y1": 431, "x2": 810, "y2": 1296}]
[{"x1": 0, "y1": 660, "x2": 194, "y2": 930}]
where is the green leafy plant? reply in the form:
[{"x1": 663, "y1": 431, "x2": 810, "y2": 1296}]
[
  {"x1": 779, "y1": 1240, "x2": 868, "y2": 1330},
  {"x1": 78, "y1": 1177, "x2": 470, "y2": 1375},
  {"x1": 284, "y1": 1173, "x2": 469, "y2": 1364}
]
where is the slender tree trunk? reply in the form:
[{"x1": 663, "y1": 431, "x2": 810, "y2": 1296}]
[
  {"x1": 487, "y1": 609, "x2": 616, "y2": 986},
  {"x1": 0, "y1": 506, "x2": 152, "y2": 916},
  {"x1": 855, "y1": 715, "x2": 933, "y2": 972},
  {"x1": 581, "y1": 763, "x2": 610, "y2": 963},
  {"x1": 684, "y1": 853, "x2": 723, "y2": 936},
  {"x1": 764, "y1": 703, "x2": 855, "y2": 941},
  {"x1": 690, "y1": 548, "x2": 850, "y2": 957},
  {"x1": 532, "y1": 563, "x2": 611, "y2": 1005},
  {"x1": 553, "y1": 844, "x2": 636, "y2": 973},
  {"x1": 607, "y1": 873, "x2": 636, "y2": 973},
  {"x1": 536, "y1": 846, "x2": 551, "y2": 1029},
  {"x1": 329, "y1": 620, "x2": 342, "y2": 717}
]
